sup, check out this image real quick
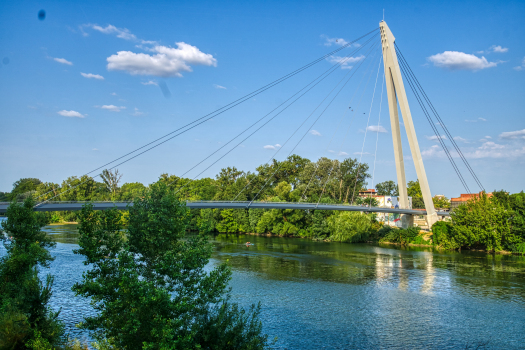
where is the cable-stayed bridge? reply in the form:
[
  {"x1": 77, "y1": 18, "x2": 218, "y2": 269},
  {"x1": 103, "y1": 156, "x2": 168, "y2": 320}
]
[
  {"x1": 0, "y1": 201, "x2": 449, "y2": 216},
  {"x1": 7, "y1": 21, "x2": 481, "y2": 228}
]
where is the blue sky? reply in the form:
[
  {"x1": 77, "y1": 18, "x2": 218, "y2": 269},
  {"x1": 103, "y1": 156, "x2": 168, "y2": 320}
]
[{"x1": 1, "y1": 0, "x2": 524, "y2": 197}]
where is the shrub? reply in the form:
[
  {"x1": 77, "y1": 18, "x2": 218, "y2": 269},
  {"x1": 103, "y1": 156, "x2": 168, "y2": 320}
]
[{"x1": 327, "y1": 212, "x2": 372, "y2": 243}]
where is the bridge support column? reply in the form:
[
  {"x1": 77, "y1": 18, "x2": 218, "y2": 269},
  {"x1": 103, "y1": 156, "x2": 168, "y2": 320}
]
[
  {"x1": 380, "y1": 20, "x2": 438, "y2": 229},
  {"x1": 401, "y1": 214, "x2": 414, "y2": 229}
]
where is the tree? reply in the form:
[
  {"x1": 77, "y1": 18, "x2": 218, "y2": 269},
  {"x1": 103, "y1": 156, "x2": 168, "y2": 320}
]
[
  {"x1": 328, "y1": 212, "x2": 372, "y2": 242},
  {"x1": 119, "y1": 182, "x2": 147, "y2": 201},
  {"x1": 73, "y1": 182, "x2": 269, "y2": 349},
  {"x1": 451, "y1": 193, "x2": 512, "y2": 251},
  {"x1": 0, "y1": 198, "x2": 65, "y2": 349},
  {"x1": 433, "y1": 196, "x2": 450, "y2": 210},
  {"x1": 8, "y1": 178, "x2": 42, "y2": 201},
  {"x1": 375, "y1": 180, "x2": 399, "y2": 196},
  {"x1": 100, "y1": 169, "x2": 123, "y2": 199},
  {"x1": 407, "y1": 179, "x2": 422, "y2": 198}
]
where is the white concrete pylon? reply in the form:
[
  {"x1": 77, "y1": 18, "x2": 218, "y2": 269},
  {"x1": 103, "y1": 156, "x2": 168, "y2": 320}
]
[{"x1": 379, "y1": 20, "x2": 438, "y2": 228}]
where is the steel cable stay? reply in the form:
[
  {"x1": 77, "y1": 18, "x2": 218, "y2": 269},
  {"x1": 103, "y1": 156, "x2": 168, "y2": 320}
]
[
  {"x1": 395, "y1": 43, "x2": 485, "y2": 191},
  {"x1": 300, "y1": 45, "x2": 381, "y2": 203},
  {"x1": 34, "y1": 28, "x2": 380, "y2": 207},
  {"x1": 239, "y1": 42, "x2": 373, "y2": 202},
  {"x1": 246, "y1": 44, "x2": 382, "y2": 206},
  {"x1": 234, "y1": 42, "x2": 380, "y2": 203},
  {"x1": 181, "y1": 40, "x2": 380, "y2": 201},
  {"x1": 325, "y1": 54, "x2": 383, "y2": 206},
  {"x1": 368, "y1": 70, "x2": 386, "y2": 206},
  {"x1": 168, "y1": 34, "x2": 379, "y2": 190},
  {"x1": 172, "y1": 36, "x2": 380, "y2": 196},
  {"x1": 396, "y1": 52, "x2": 471, "y2": 193}
]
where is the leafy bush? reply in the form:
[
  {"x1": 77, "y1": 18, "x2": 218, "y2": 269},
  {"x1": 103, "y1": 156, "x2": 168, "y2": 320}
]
[
  {"x1": 379, "y1": 227, "x2": 420, "y2": 245},
  {"x1": 327, "y1": 212, "x2": 372, "y2": 243}
]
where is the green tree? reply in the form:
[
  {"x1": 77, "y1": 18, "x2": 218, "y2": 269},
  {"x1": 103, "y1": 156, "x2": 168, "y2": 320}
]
[
  {"x1": 73, "y1": 182, "x2": 269, "y2": 349},
  {"x1": 8, "y1": 178, "x2": 42, "y2": 201},
  {"x1": 119, "y1": 182, "x2": 147, "y2": 201},
  {"x1": 432, "y1": 196, "x2": 450, "y2": 210},
  {"x1": 375, "y1": 180, "x2": 399, "y2": 196},
  {"x1": 407, "y1": 179, "x2": 422, "y2": 198},
  {"x1": 0, "y1": 198, "x2": 65, "y2": 349},
  {"x1": 100, "y1": 169, "x2": 123, "y2": 199},
  {"x1": 327, "y1": 211, "x2": 372, "y2": 242},
  {"x1": 451, "y1": 193, "x2": 512, "y2": 251}
]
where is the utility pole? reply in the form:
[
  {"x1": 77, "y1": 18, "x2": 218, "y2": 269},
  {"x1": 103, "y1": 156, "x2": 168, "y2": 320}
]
[{"x1": 380, "y1": 20, "x2": 438, "y2": 228}]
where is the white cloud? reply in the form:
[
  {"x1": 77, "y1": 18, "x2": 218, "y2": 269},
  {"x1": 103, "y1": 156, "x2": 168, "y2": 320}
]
[
  {"x1": 500, "y1": 129, "x2": 525, "y2": 140},
  {"x1": 422, "y1": 141, "x2": 525, "y2": 159},
  {"x1": 263, "y1": 144, "x2": 281, "y2": 150},
  {"x1": 427, "y1": 51, "x2": 500, "y2": 71},
  {"x1": 328, "y1": 150, "x2": 335, "y2": 153},
  {"x1": 327, "y1": 55, "x2": 365, "y2": 69},
  {"x1": 132, "y1": 107, "x2": 144, "y2": 116},
  {"x1": 58, "y1": 110, "x2": 84, "y2": 118},
  {"x1": 465, "y1": 117, "x2": 487, "y2": 122},
  {"x1": 141, "y1": 80, "x2": 158, "y2": 86},
  {"x1": 353, "y1": 151, "x2": 370, "y2": 156},
  {"x1": 111, "y1": 92, "x2": 117, "y2": 96},
  {"x1": 322, "y1": 35, "x2": 349, "y2": 47},
  {"x1": 514, "y1": 57, "x2": 525, "y2": 71},
  {"x1": 214, "y1": 84, "x2": 227, "y2": 89},
  {"x1": 422, "y1": 145, "x2": 442, "y2": 158},
  {"x1": 91, "y1": 24, "x2": 137, "y2": 41},
  {"x1": 53, "y1": 57, "x2": 73, "y2": 65},
  {"x1": 490, "y1": 45, "x2": 508, "y2": 53},
  {"x1": 87, "y1": 24, "x2": 156, "y2": 45},
  {"x1": 310, "y1": 130, "x2": 321, "y2": 136},
  {"x1": 426, "y1": 134, "x2": 447, "y2": 141},
  {"x1": 92, "y1": 148, "x2": 99, "y2": 151},
  {"x1": 81, "y1": 72, "x2": 104, "y2": 80},
  {"x1": 339, "y1": 151, "x2": 349, "y2": 156},
  {"x1": 366, "y1": 125, "x2": 387, "y2": 133},
  {"x1": 453, "y1": 136, "x2": 469, "y2": 143},
  {"x1": 107, "y1": 42, "x2": 217, "y2": 77},
  {"x1": 99, "y1": 105, "x2": 126, "y2": 112}
]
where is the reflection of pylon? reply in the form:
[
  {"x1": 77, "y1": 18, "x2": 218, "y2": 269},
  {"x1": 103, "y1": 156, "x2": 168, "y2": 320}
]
[{"x1": 380, "y1": 21, "x2": 437, "y2": 228}]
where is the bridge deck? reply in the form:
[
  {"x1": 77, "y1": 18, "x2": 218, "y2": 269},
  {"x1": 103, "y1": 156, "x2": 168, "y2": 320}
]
[{"x1": 0, "y1": 201, "x2": 449, "y2": 216}]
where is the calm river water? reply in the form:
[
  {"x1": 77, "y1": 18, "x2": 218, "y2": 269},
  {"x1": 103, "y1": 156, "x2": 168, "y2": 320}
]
[{"x1": 2, "y1": 220, "x2": 525, "y2": 349}]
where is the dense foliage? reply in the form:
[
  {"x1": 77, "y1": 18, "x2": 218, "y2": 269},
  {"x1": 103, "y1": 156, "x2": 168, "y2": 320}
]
[
  {"x1": 73, "y1": 183, "x2": 270, "y2": 349},
  {"x1": 0, "y1": 198, "x2": 66, "y2": 349},
  {"x1": 431, "y1": 191, "x2": 525, "y2": 253}
]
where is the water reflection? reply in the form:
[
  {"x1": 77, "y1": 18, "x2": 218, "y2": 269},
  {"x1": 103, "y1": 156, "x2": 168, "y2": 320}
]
[{"x1": 2, "y1": 223, "x2": 524, "y2": 349}]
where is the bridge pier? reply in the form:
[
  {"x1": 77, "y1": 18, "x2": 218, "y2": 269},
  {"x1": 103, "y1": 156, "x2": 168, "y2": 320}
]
[{"x1": 400, "y1": 214, "x2": 414, "y2": 229}]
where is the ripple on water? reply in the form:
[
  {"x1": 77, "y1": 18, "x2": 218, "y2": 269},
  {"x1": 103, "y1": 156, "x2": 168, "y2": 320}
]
[{"x1": 1, "y1": 224, "x2": 524, "y2": 349}]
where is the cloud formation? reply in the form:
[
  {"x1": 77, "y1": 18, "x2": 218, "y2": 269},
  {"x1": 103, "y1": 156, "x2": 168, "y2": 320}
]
[
  {"x1": 58, "y1": 110, "x2": 84, "y2": 118},
  {"x1": 322, "y1": 35, "x2": 349, "y2": 47},
  {"x1": 327, "y1": 55, "x2": 365, "y2": 69},
  {"x1": 107, "y1": 42, "x2": 217, "y2": 77},
  {"x1": 263, "y1": 144, "x2": 281, "y2": 150},
  {"x1": 500, "y1": 129, "x2": 525, "y2": 140},
  {"x1": 426, "y1": 135, "x2": 447, "y2": 141},
  {"x1": 310, "y1": 130, "x2": 321, "y2": 136},
  {"x1": 53, "y1": 57, "x2": 73, "y2": 65},
  {"x1": 81, "y1": 72, "x2": 104, "y2": 80},
  {"x1": 490, "y1": 45, "x2": 508, "y2": 53},
  {"x1": 141, "y1": 80, "x2": 158, "y2": 86},
  {"x1": 214, "y1": 84, "x2": 227, "y2": 89},
  {"x1": 99, "y1": 105, "x2": 126, "y2": 112},
  {"x1": 132, "y1": 107, "x2": 144, "y2": 116},
  {"x1": 514, "y1": 57, "x2": 525, "y2": 71},
  {"x1": 366, "y1": 125, "x2": 387, "y2": 133},
  {"x1": 427, "y1": 51, "x2": 500, "y2": 71}
]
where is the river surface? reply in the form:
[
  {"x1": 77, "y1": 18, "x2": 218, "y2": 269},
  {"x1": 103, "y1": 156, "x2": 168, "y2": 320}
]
[{"x1": 1, "y1": 220, "x2": 525, "y2": 349}]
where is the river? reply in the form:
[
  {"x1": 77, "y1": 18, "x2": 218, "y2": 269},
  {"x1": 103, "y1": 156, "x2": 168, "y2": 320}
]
[{"x1": 2, "y1": 220, "x2": 525, "y2": 349}]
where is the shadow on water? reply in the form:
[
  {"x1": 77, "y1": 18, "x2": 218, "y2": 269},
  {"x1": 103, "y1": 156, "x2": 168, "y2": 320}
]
[{"x1": 3, "y1": 222, "x2": 524, "y2": 349}]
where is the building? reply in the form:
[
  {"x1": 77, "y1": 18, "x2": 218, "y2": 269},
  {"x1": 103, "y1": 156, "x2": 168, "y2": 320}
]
[
  {"x1": 358, "y1": 189, "x2": 377, "y2": 197},
  {"x1": 450, "y1": 191, "x2": 492, "y2": 209}
]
